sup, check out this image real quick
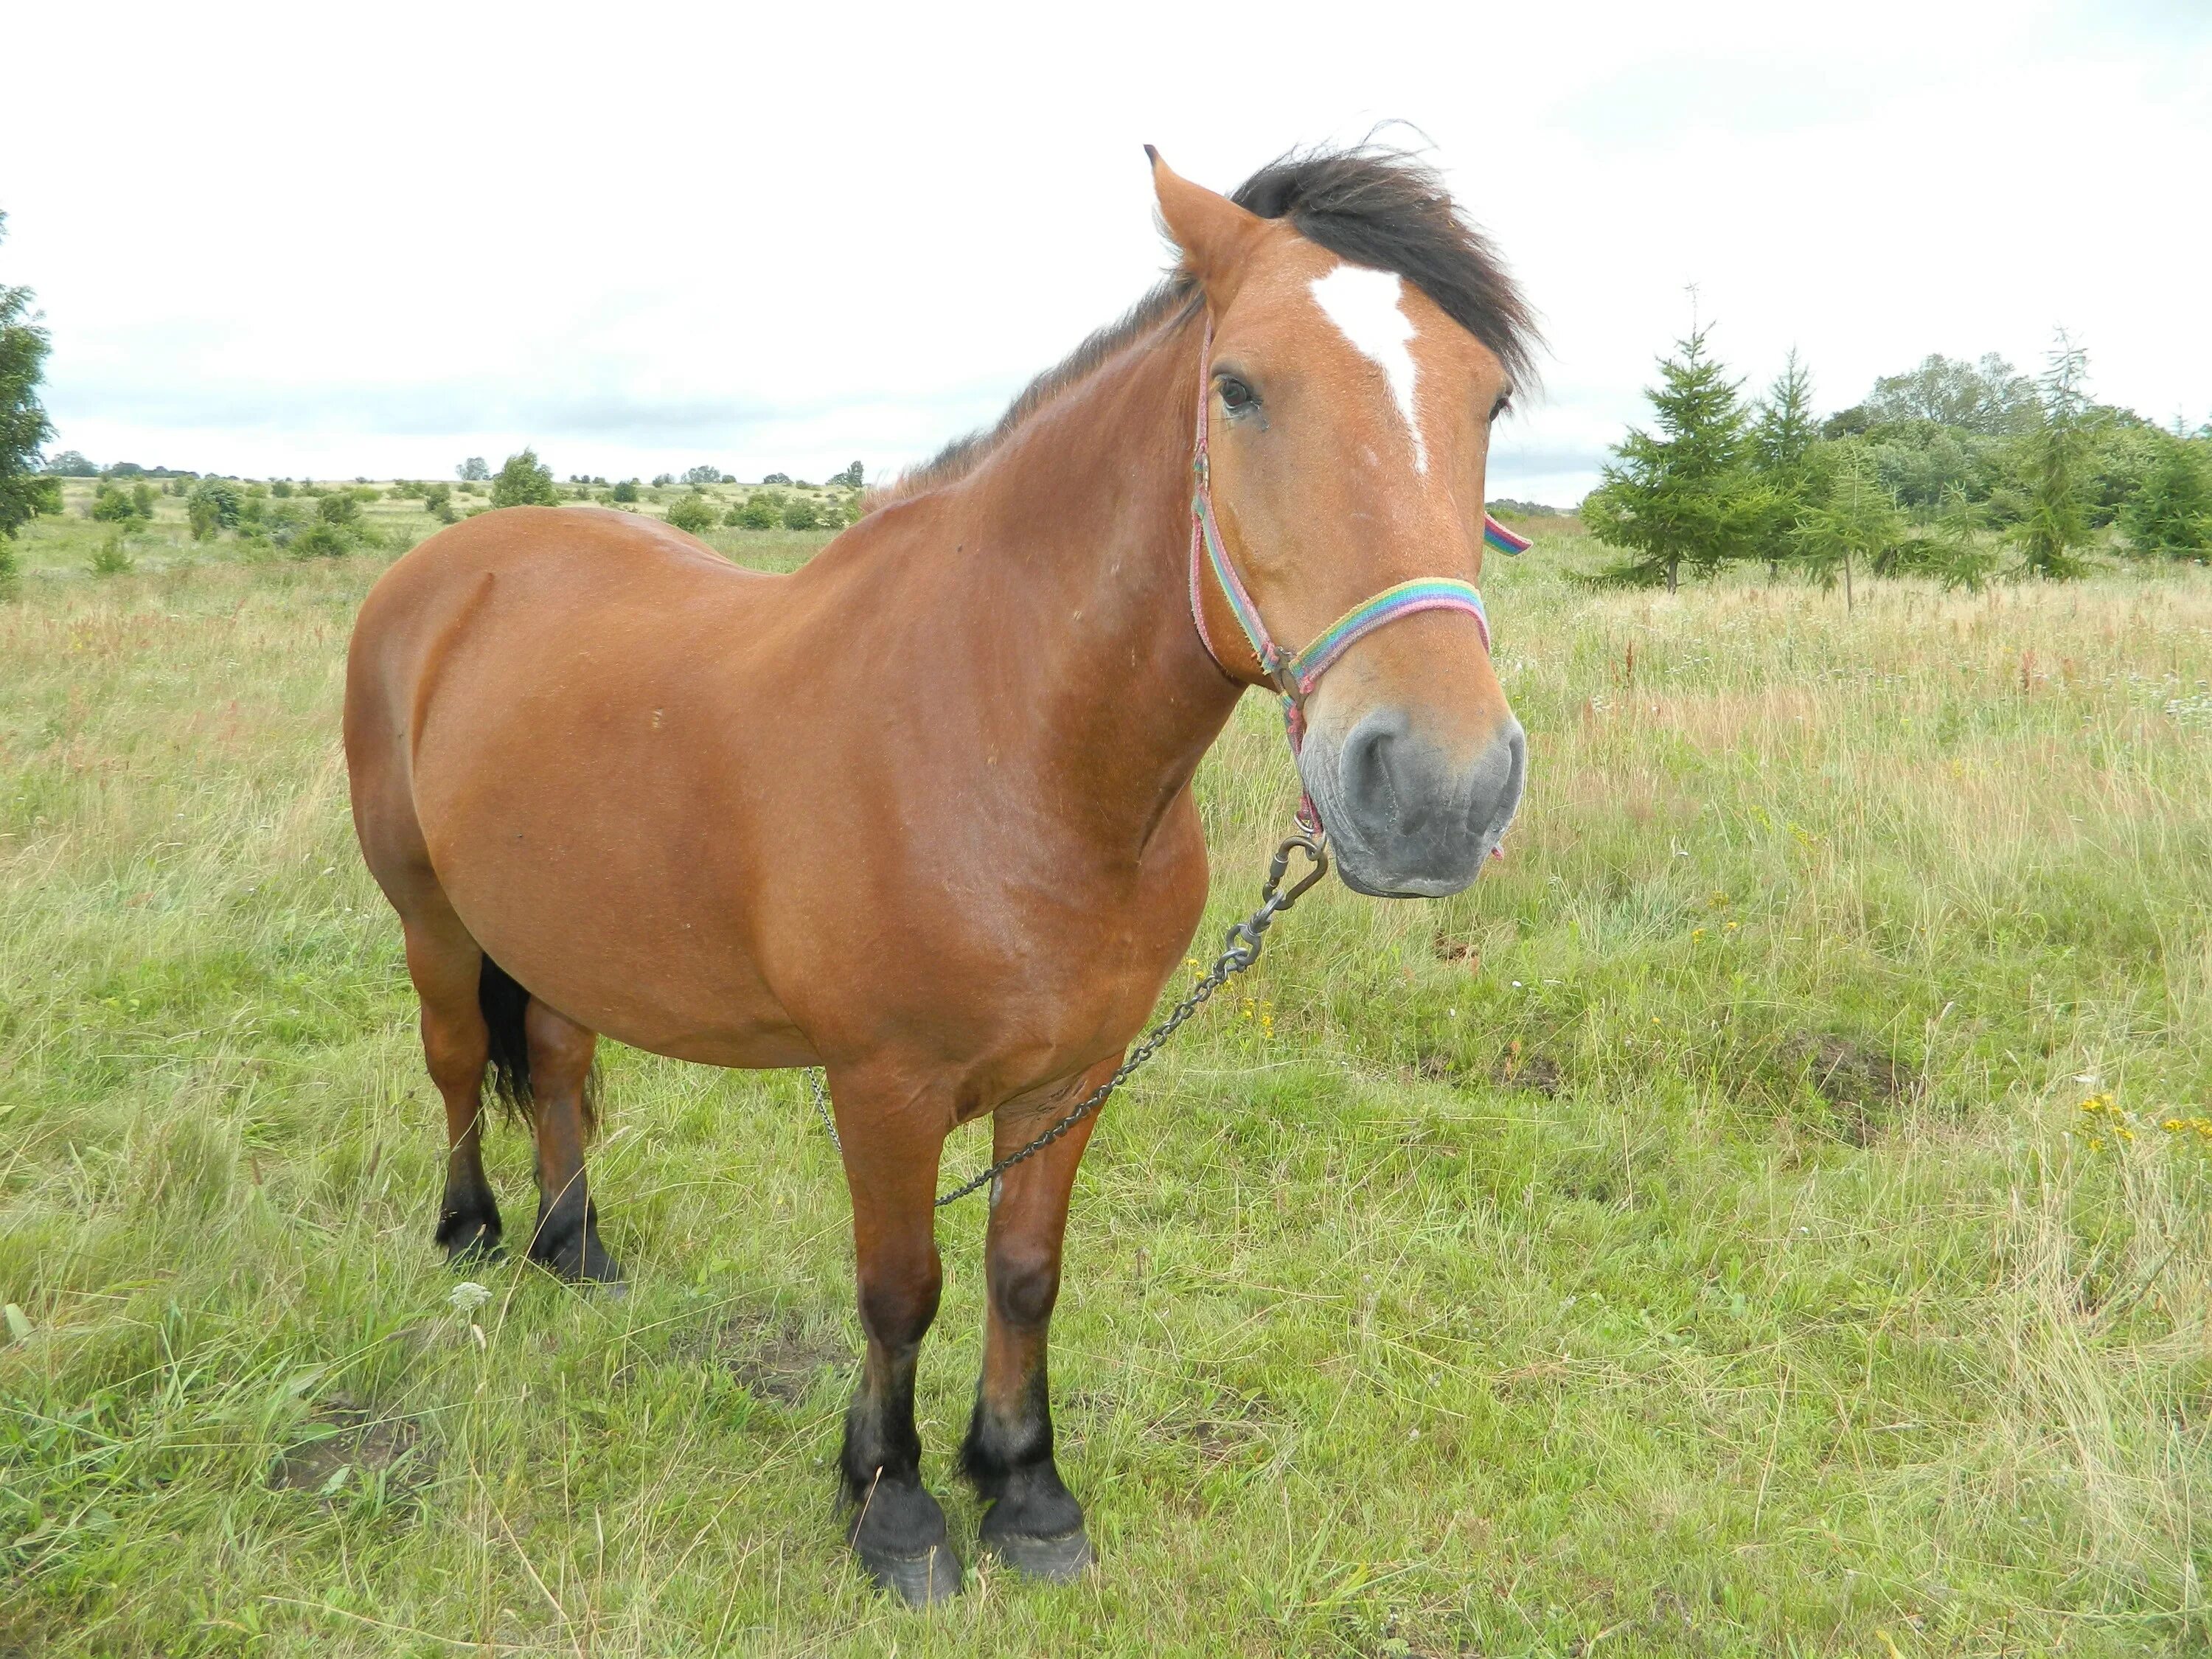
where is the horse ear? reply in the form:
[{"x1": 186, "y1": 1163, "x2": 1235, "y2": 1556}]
[{"x1": 1146, "y1": 147, "x2": 1266, "y2": 301}]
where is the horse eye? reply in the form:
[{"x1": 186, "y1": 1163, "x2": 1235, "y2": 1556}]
[
  {"x1": 1490, "y1": 394, "x2": 1512, "y2": 422},
  {"x1": 1219, "y1": 377, "x2": 1256, "y2": 412}
]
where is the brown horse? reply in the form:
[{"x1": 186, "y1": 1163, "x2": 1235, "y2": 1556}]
[{"x1": 344, "y1": 145, "x2": 1534, "y2": 1604}]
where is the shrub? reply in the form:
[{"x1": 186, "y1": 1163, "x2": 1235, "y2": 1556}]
[
  {"x1": 780, "y1": 497, "x2": 820, "y2": 531},
  {"x1": 88, "y1": 482, "x2": 146, "y2": 523},
  {"x1": 491, "y1": 448, "x2": 560, "y2": 509},
  {"x1": 2120, "y1": 434, "x2": 2211, "y2": 558},
  {"x1": 187, "y1": 478, "x2": 244, "y2": 540},
  {"x1": 240, "y1": 498, "x2": 304, "y2": 549},
  {"x1": 318, "y1": 493, "x2": 361, "y2": 526},
  {"x1": 289, "y1": 522, "x2": 353, "y2": 558},
  {"x1": 387, "y1": 481, "x2": 422, "y2": 500},
  {"x1": 271, "y1": 480, "x2": 293, "y2": 498},
  {"x1": 650, "y1": 473, "x2": 674, "y2": 488},
  {"x1": 421, "y1": 482, "x2": 455, "y2": 523},
  {"x1": 88, "y1": 533, "x2": 135, "y2": 575},
  {"x1": 611, "y1": 479, "x2": 639, "y2": 504},
  {"x1": 735, "y1": 495, "x2": 779, "y2": 529},
  {"x1": 663, "y1": 491, "x2": 719, "y2": 535}
]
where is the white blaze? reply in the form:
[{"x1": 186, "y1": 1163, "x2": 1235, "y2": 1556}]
[{"x1": 1310, "y1": 262, "x2": 1426, "y2": 474}]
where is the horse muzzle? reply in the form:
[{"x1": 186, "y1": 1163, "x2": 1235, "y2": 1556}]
[{"x1": 1298, "y1": 708, "x2": 1526, "y2": 897}]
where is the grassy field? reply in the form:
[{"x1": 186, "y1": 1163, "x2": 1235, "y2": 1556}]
[{"x1": 2, "y1": 503, "x2": 2209, "y2": 1655}]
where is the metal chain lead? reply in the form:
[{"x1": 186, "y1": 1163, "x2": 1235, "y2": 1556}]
[{"x1": 807, "y1": 832, "x2": 1328, "y2": 1208}]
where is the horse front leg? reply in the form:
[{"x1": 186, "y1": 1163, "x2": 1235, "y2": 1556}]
[
  {"x1": 833, "y1": 1074, "x2": 959, "y2": 1606},
  {"x1": 959, "y1": 1059, "x2": 1109, "y2": 1582}
]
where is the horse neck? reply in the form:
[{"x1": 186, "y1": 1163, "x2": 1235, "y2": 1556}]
[{"x1": 945, "y1": 313, "x2": 1245, "y2": 854}]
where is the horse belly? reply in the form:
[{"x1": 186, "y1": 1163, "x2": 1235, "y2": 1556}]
[{"x1": 390, "y1": 535, "x2": 814, "y2": 1068}]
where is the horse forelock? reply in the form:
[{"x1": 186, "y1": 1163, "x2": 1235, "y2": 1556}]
[{"x1": 869, "y1": 143, "x2": 1537, "y2": 513}]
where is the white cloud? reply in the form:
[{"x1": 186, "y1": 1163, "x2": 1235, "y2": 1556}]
[{"x1": 4, "y1": 0, "x2": 2206, "y2": 503}]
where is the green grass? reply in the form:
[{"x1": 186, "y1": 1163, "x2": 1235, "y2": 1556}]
[{"x1": 2, "y1": 515, "x2": 2209, "y2": 1655}]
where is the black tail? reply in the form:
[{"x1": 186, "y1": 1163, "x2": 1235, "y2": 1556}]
[{"x1": 478, "y1": 956, "x2": 534, "y2": 1121}]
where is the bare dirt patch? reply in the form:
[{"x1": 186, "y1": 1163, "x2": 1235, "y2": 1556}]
[
  {"x1": 1153, "y1": 1390, "x2": 1281, "y2": 1469},
  {"x1": 1491, "y1": 1042, "x2": 1564, "y2": 1096},
  {"x1": 274, "y1": 1401, "x2": 427, "y2": 1497},
  {"x1": 1430, "y1": 933, "x2": 1479, "y2": 970},
  {"x1": 1779, "y1": 1033, "x2": 1915, "y2": 1145},
  {"x1": 685, "y1": 1309, "x2": 851, "y2": 1405}
]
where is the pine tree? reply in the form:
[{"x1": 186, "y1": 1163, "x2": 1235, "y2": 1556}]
[
  {"x1": 1754, "y1": 349, "x2": 1817, "y2": 473},
  {"x1": 1584, "y1": 322, "x2": 1767, "y2": 592},
  {"x1": 2118, "y1": 431, "x2": 2211, "y2": 558},
  {"x1": 1788, "y1": 442, "x2": 1902, "y2": 612},
  {"x1": 1, "y1": 212, "x2": 57, "y2": 547},
  {"x1": 1750, "y1": 349, "x2": 1818, "y2": 575},
  {"x1": 1925, "y1": 484, "x2": 1998, "y2": 592},
  {"x1": 2013, "y1": 333, "x2": 2093, "y2": 580}
]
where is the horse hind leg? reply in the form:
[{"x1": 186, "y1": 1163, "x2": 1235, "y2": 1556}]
[
  {"x1": 516, "y1": 993, "x2": 622, "y2": 1286},
  {"x1": 400, "y1": 913, "x2": 503, "y2": 1262}
]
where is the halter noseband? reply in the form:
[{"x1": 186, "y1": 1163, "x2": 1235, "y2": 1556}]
[{"x1": 1186, "y1": 320, "x2": 1529, "y2": 816}]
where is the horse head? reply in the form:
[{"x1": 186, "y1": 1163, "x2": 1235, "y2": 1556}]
[{"x1": 1153, "y1": 148, "x2": 1533, "y2": 897}]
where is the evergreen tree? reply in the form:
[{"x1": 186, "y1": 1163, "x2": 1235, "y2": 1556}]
[
  {"x1": 2012, "y1": 333, "x2": 2093, "y2": 580},
  {"x1": 1753, "y1": 349, "x2": 1818, "y2": 472},
  {"x1": 1789, "y1": 442, "x2": 1903, "y2": 611},
  {"x1": 1750, "y1": 349, "x2": 1820, "y2": 574},
  {"x1": 2118, "y1": 431, "x2": 2211, "y2": 558},
  {"x1": 1583, "y1": 322, "x2": 1767, "y2": 591},
  {"x1": 1, "y1": 212, "x2": 57, "y2": 546},
  {"x1": 490, "y1": 447, "x2": 560, "y2": 509}
]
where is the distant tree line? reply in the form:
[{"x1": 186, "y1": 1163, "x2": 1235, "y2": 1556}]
[{"x1": 1584, "y1": 321, "x2": 2209, "y2": 596}]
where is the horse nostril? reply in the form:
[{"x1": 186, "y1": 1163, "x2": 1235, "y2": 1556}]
[
  {"x1": 1339, "y1": 710, "x2": 1413, "y2": 832},
  {"x1": 1467, "y1": 720, "x2": 1527, "y2": 838}
]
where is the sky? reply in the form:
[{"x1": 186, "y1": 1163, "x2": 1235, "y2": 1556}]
[{"x1": 4, "y1": 0, "x2": 2208, "y2": 506}]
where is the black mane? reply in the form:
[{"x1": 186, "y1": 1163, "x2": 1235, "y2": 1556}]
[
  {"x1": 1229, "y1": 145, "x2": 1538, "y2": 388},
  {"x1": 883, "y1": 145, "x2": 1538, "y2": 502}
]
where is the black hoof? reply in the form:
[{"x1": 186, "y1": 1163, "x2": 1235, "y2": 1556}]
[
  {"x1": 436, "y1": 1211, "x2": 504, "y2": 1264},
  {"x1": 983, "y1": 1523, "x2": 1096, "y2": 1583},
  {"x1": 848, "y1": 1479, "x2": 961, "y2": 1607},
  {"x1": 528, "y1": 1228, "x2": 624, "y2": 1289},
  {"x1": 856, "y1": 1537, "x2": 963, "y2": 1607}
]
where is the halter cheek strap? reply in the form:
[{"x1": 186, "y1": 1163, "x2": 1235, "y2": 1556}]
[{"x1": 1186, "y1": 321, "x2": 1530, "y2": 772}]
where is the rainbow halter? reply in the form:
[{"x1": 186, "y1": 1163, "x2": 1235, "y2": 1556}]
[{"x1": 1185, "y1": 321, "x2": 1529, "y2": 825}]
